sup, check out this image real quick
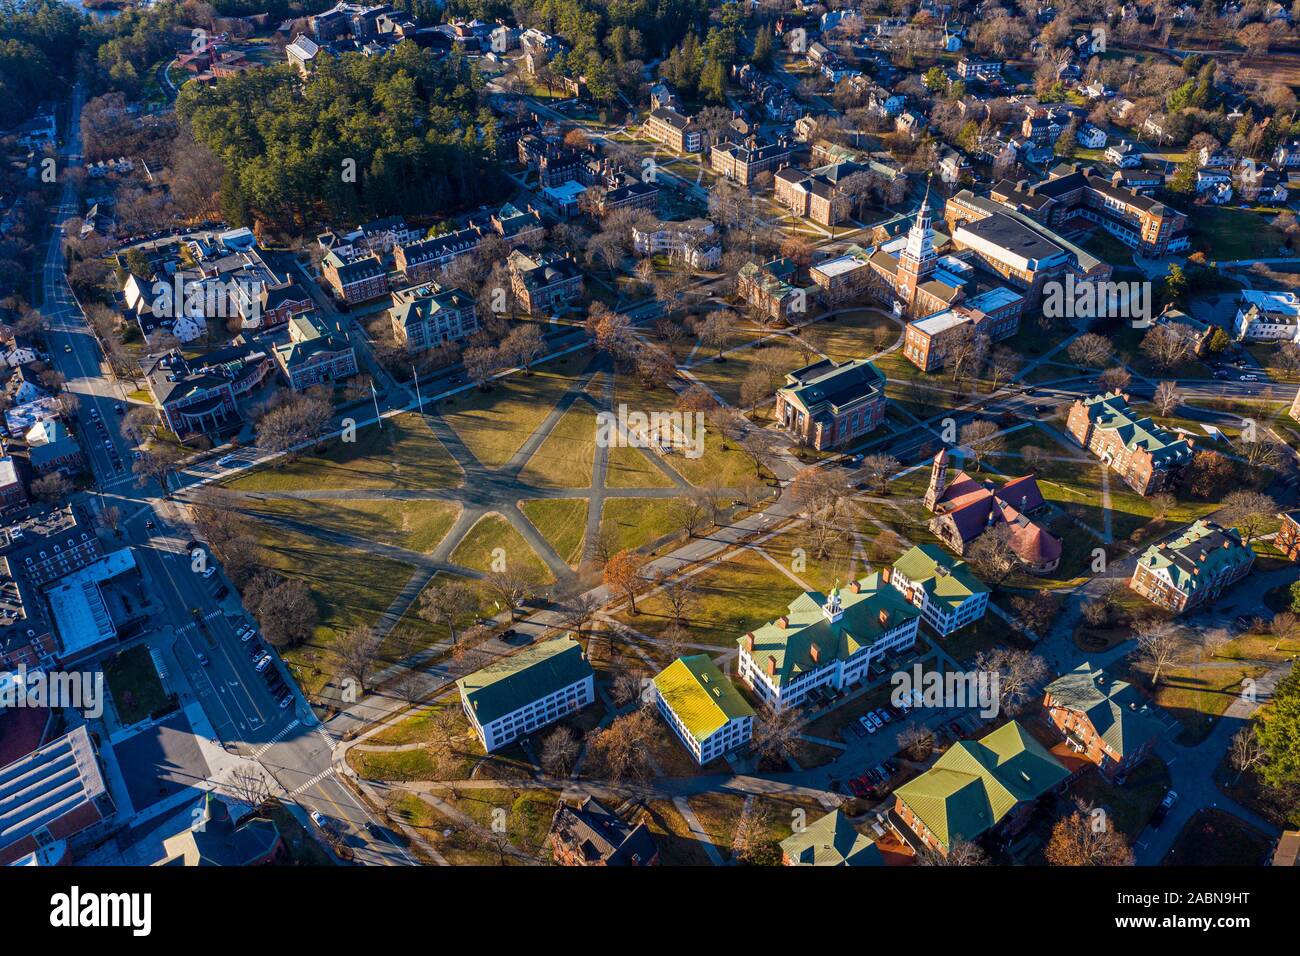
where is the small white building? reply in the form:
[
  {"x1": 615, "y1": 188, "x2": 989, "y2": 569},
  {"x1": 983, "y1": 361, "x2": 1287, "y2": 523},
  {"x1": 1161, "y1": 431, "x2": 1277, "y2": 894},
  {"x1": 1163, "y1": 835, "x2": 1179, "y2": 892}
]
[
  {"x1": 886, "y1": 545, "x2": 990, "y2": 637},
  {"x1": 653, "y1": 655, "x2": 754, "y2": 765},
  {"x1": 1234, "y1": 290, "x2": 1300, "y2": 343},
  {"x1": 1076, "y1": 124, "x2": 1107, "y2": 149},
  {"x1": 456, "y1": 635, "x2": 595, "y2": 753}
]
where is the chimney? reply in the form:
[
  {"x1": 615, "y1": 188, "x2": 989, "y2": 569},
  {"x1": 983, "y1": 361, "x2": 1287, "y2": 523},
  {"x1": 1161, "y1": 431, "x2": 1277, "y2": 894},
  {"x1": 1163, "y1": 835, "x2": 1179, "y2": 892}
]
[
  {"x1": 777, "y1": 615, "x2": 789, "y2": 629},
  {"x1": 767, "y1": 655, "x2": 777, "y2": 677},
  {"x1": 849, "y1": 580, "x2": 861, "y2": 594},
  {"x1": 879, "y1": 609, "x2": 892, "y2": 628},
  {"x1": 882, "y1": 566, "x2": 892, "y2": 583},
  {"x1": 809, "y1": 644, "x2": 820, "y2": 664},
  {"x1": 1199, "y1": 551, "x2": 1208, "y2": 562}
]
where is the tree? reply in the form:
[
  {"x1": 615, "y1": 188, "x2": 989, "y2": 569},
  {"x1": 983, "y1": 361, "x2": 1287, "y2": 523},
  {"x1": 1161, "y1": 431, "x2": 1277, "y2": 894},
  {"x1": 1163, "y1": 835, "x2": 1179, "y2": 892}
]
[
  {"x1": 501, "y1": 324, "x2": 546, "y2": 374},
  {"x1": 583, "y1": 708, "x2": 657, "y2": 784},
  {"x1": 418, "y1": 579, "x2": 478, "y2": 644},
  {"x1": 482, "y1": 568, "x2": 534, "y2": 623},
  {"x1": 1135, "y1": 621, "x2": 1188, "y2": 688},
  {"x1": 29, "y1": 471, "x2": 72, "y2": 505},
  {"x1": 611, "y1": 668, "x2": 648, "y2": 709},
  {"x1": 974, "y1": 647, "x2": 1049, "y2": 716},
  {"x1": 1220, "y1": 490, "x2": 1277, "y2": 545},
  {"x1": 1067, "y1": 333, "x2": 1115, "y2": 368},
  {"x1": 959, "y1": 419, "x2": 1004, "y2": 471},
  {"x1": 860, "y1": 453, "x2": 901, "y2": 494},
  {"x1": 986, "y1": 347, "x2": 1022, "y2": 391},
  {"x1": 731, "y1": 801, "x2": 775, "y2": 865},
  {"x1": 133, "y1": 443, "x2": 185, "y2": 497},
  {"x1": 603, "y1": 549, "x2": 647, "y2": 613},
  {"x1": 752, "y1": 705, "x2": 801, "y2": 769},
  {"x1": 1255, "y1": 668, "x2": 1300, "y2": 795},
  {"x1": 558, "y1": 590, "x2": 601, "y2": 636},
  {"x1": 335, "y1": 625, "x2": 384, "y2": 697},
  {"x1": 226, "y1": 765, "x2": 274, "y2": 811},
  {"x1": 897, "y1": 721, "x2": 935, "y2": 761},
  {"x1": 668, "y1": 491, "x2": 712, "y2": 538},
  {"x1": 967, "y1": 524, "x2": 1018, "y2": 585},
  {"x1": 1184, "y1": 449, "x2": 1235, "y2": 499},
  {"x1": 918, "y1": 839, "x2": 988, "y2": 865},
  {"x1": 97, "y1": 505, "x2": 122, "y2": 536},
  {"x1": 540, "y1": 725, "x2": 581, "y2": 776},
  {"x1": 246, "y1": 573, "x2": 317, "y2": 648},
  {"x1": 658, "y1": 574, "x2": 698, "y2": 627},
  {"x1": 1044, "y1": 799, "x2": 1135, "y2": 866},
  {"x1": 1152, "y1": 381, "x2": 1180, "y2": 416},
  {"x1": 1229, "y1": 726, "x2": 1266, "y2": 784},
  {"x1": 1098, "y1": 366, "x2": 1132, "y2": 393},
  {"x1": 1140, "y1": 323, "x2": 1196, "y2": 371},
  {"x1": 1010, "y1": 593, "x2": 1057, "y2": 636}
]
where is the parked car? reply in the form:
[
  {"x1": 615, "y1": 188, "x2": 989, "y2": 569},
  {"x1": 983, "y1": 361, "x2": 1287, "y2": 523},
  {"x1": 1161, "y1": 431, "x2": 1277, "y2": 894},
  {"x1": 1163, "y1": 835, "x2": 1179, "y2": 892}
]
[
  {"x1": 866, "y1": 711, "x2": 883, "y2": 731},
  {"x1": 1152, "y1": 790, "x2": 1179, "y2": 825},
  {"x1": 874, "y1": 707, "x2": 892, "y2": 724},
  {"x1": 255, "y1": 655, "x2": 273, "y2": 673},
  {"x1": 195, "y1": 651, "x2": 209, "y2": 667},
  {"x1": 279, "y1": 693, "x2": 293, "y2": 709},
  {"x1": 859, "y1": 715, "x2": 877, "y2": 735}
]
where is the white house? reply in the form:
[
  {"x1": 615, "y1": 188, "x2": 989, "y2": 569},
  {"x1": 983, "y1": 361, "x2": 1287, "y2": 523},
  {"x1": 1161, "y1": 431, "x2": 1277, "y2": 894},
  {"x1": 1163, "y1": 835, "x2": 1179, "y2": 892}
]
[
  {"x1": 653, "y1": 655, "x2": 754, "y2": 765},
  {"x1": 1234, "y1": 290, "x2": 1300, "y2": 342},
  {"x1": 1272, "y1": 140, "x2": 1300, "y2": 168},
  {"x1": 886, "y1": 545, "x2": 990, "y2": 637},
  {"x1": 456, "y1": 635, "x2": 595, "y2": 753},
  {"x1": 632, "y1": 221, "x2": 721, "y2": 269},
  {"x1": 1076, "y1": 124, "x2": 1107, "y2": 149},
  {"x1": 736, "y1": 574, "x2": 921, "y2": 711},
  {"x1": 1105, "y1": 139, "x2": 1142, "y2": 168}
]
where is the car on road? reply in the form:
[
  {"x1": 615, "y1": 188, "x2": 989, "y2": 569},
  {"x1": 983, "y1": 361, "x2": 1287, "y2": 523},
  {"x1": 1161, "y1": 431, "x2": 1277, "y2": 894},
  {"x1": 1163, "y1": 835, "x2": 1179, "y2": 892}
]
[
  {"x1": 63, "y1": 344, "x2": 72, "y2": 353},
  {"x1": 310, "y1": 810, "x2": 328, "y2": 830},
  {"x1": 145, "y1": 519, "x2": 155, "y2": 530},
  {"x1": 874, "y1": 707, "x2": 891, "y2": 724},
  {"x1": 1152, "y1": 790, "x2": 1179, "y2": 825},
  {"x1": 254, "y1": 655, "x2": 273, "y2": 673},
  {"x1": 279, "y1": 692, "x2": 293, "y2": 709},
  {"x1": 196, "y1": 651, "x2": 209, "y2": 667},
  {"x1": 216, "y1": 454, "x2": 238, "y2": 468}
]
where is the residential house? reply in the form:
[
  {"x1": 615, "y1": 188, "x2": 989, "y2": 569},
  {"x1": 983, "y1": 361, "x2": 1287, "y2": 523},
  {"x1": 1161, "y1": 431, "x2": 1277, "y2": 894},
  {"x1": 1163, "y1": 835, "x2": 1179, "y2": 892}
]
[
  {"x1": 1234, "y1": 290, "x2": 1300, "y2": 342},
  {"x1": 1066, "y1": 391, "x2": 1194, "y2": 495},
  {"x1": 735, "y1": 575, "x2": 922, "y2": 711},
  {"x1": 1105, "y1": 139, "x2": 1142, "y2": 168},
  {"x1": 548, "y1": 797, "x2": 658, "y2": 866},
  {"x1": 1043, "y1": 662, "x2": 1163, "y2": 781},
  {"x1": 1129, "y1": 520, "x2": 1255, "y2": 614},
  {"x1": 25, "y1": 420, "x2": 83, "y2": 477},
  {"x1": 775, "y1": 357, "x2": 887, "y2": 451},
  {"x1": 653, "y1": 654, "x2": 754, "y2": 765},
  {"x1": 631, "y1": 221, "x2": 721, "y2": 270},
  {"x1": 1077, "y1": 124, "x2": 1107, "y2": 149},
  {"x1": 456, "y1": 635, "x2": 595, "y2": 752}
]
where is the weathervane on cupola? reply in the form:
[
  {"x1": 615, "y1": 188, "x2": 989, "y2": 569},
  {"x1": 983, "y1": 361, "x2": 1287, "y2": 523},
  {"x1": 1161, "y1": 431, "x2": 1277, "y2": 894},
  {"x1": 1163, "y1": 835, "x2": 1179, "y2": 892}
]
[{"x1": 823, "y1": 581, "x2": 844, "y2": 623}]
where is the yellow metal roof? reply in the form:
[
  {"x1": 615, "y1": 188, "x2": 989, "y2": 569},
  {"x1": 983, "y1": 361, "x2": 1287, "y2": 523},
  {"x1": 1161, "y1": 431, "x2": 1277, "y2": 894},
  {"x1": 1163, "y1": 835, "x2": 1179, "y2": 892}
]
[{"x1": 653, "y1": 655, "x2": 755, "y2": 742}]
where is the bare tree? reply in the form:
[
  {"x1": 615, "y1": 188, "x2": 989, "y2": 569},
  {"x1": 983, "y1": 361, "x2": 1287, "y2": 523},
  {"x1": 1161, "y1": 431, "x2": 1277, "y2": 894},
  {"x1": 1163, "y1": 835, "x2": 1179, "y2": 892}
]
[
  {"x1": 918, "y1": 839, "x2": 988, "y2": 865},
  {"x1": 583, "y1": 708, "x2": 657, "y2": 784},
  {"x1": 1152, "y1": 380, "x2": 1181, "y2": 416},
  {"x1": 897, "y1": 721, "x2": 935, "y2": 761},
  {"x1": 658, "y1": 573, "x2": 699, "y2": 627},
  {"x1": 860, "y1": 453, "x2": 901, "y2": 495},
  {"x1": 1066, "y1": 333, "x2": 1115, "y2": 368},
  {"x1": 335, "y1": 625, "x2": 384, "y2": 696},
  {"x1": 959, "y1": 419, "x2": 1004, "y2": 471},
  {"x1": 731, "y1": 800, "x2": 774, "y2": 865},
  {"x1": 966, "y1": 524, "x2": 1019, "y2": 585},
  {"x1": 559, "y1": 589, "x2": 601, "y2": 636},
  {"x1": 418, "y1": 579, "x2": 479, "y2": 644},
  {"x1": 1134, "y1": 620, "x2": 1188, "y2": 688},
  {"x1": 540, "y1": 725, "x2": 581, "y2": 776},
  {"x1": 752, "y1": 706, "x2": 802, "y2": 769},
  {"x1": 482, "y1": 568, "x2": 534, "y2": 622},
  {"x1": 226, "y1": 765, "x2": 273, "y2": 811},
  {"x1": 1228, "y1": 726, "x2": 1265, "y2": 783},
  {"x1": 974, "y1": 646, "x2": 1049, "y2": 716},
  {"x1": 1220, "y1": 490, "x2": 1276, "y2": 545}
]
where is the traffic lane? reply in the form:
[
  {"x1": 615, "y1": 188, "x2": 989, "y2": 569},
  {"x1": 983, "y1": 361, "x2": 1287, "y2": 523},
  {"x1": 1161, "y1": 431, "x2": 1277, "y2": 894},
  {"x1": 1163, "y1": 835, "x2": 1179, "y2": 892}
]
[{"x1": 295, "y1": 767, "x2": 418, "y2": 866}]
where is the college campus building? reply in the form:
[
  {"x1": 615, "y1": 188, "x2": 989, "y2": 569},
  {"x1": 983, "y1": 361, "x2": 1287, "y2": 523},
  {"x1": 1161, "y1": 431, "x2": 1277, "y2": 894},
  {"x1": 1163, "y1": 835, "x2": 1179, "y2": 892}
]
[
  {"x1": 642, "y1": 107, "x2": 704, "y2": 153},
  {"x1": 809, "y1": 247, "x2": 876, "y2": 305},
  {"x1": 272, "y1": 312, "x2": 359, "y2": 390},
  {"x1": 652, "y1": 655, "x2": 754, "y2": 766},
  {"x1": 775, "y1": 358, "x2": 887, "y2": 451},
  {"x1": 1233, "y1": 289, "x2": 1300, "y2": 343},
  {"x1": 456, "y1": 635, "x2": 595, "y2": 752},
  {"x1": 893, "y1": 721, "x2": 1069, "y2": 857},
  {"x1": 1276, "y1": 509, "x2": 1300, "y2": 561},
  {"x1": 548, "y1": 797, "x2": 658, "y2": 866},
  {"x1": 781, "y1": 809, "x2": 884, "y2": 866},
  {"x1": 631, "y1": 221, "x2": 721, "y2": 270},
  {"x1": 923, "y1": 450, "x2": 1062, "y2": 574},
  {"x1": 320, "y1": 249, "x2": 389, "y2": 305},
  {"x1": 774, "y1": 162, "x2": 858, "y2": 226},
  {"x1": 1043, "y1": 663, "x2": 1163, "y2": 782},
  {"x1": 738, "y1": 257, "x2": 805, "y2": 323},
  {"x1": 388, "y1": 284, "x2": 478, "y2": 352},
  {"x1": 885, "y1": 545, "x2": 989, "y2": 637},
  {"x1": 735, "y1": 575, "x2": 921, "y2": 711},
  {"x1": 1066, "y1": 392, "x2": 1194, "y2": 496},
  {"x1": 901, "y1": 287, "x2": 1023, "y2": 372},
  {"x1": 507, "y1": 250, "x2": 584, "y2": 315},
  {"x1": 394, "y1": 226, "x2": 485, "y2": 284},
  {"x1": 1129, "y1": 520, "x2": 1255, "y2": 614},
  {"x1": 710, "y1": 136, "x2": 794, "y2": 186}
]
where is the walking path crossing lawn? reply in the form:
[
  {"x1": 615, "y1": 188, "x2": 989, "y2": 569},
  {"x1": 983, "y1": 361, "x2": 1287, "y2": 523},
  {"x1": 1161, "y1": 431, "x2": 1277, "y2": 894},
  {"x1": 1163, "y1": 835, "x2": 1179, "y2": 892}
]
[
  {"x1": 644, "y1": 800, "x2": 717, "y2": 866},
  {"x1": 519, "y1": 498, "x2": 588, "y2": 566},
  {"x1": 222, "y1": 412, "x2": 462, "y2": 492},
  {"x1": 239, "y1": 497, "x2": 461, "y2": 554},
  {"x1": 369, "y1": 696, "x2": 472, "y2": 746},
  {"x1": 605, "y1": 443, "x2": 676, "y2": 488},
  {"x1": 104, "y1": 645, "x2": 170, "y2": 726},
  {"x1": 440, "y1": 356, "x2": 593, "y2": 467},
  {"x1": 1132, "y1": 663, "x2": 1269, "y2": 746},
  {"x1": 516, "y1": 403, "x2": 596, "y2": 489},
  {"x1": 1164, "y1": 808, "x2": 1274, "y2": 866},
  {"x1": 600, "y1": 497, "x2": 681, "y2": 553},
  {"x1": 385, "y1": 792, "x2": 497, "y2": 864},
  {"x1": 614, "y1": 546, "x2": 803, "y2": 648},
  {"x1": 427, "y1": 786, "x2": 560, "y2": 859},
  {"x1": 1067, "y1": 755, "x2": 1170, "y2": 841},
  {"x1": 449, "y1": 513, "x2": 553, "y2": 584},
  {"x1": 761, "y1": 526, "x2": 861, "y2": 594},
  {"x1": 669, "y1": 429, "x2": 762, "y2": 489},
  {"x1": 686, "y1": 348, "x2": 773, "y2": 406}
]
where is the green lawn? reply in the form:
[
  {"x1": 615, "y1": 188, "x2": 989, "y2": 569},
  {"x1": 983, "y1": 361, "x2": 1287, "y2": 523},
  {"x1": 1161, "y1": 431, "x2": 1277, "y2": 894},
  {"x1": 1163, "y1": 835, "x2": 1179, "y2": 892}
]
[
  {"x1": 1163, "y1": 808, "x2": 1273, "y2": 866},
  {"x1": 222, "y1": 413, "x2": 462, "y2": 493},
  {"x1": 516, "y1": 402, "x2": 596, "y2": 489},
  {"x1": 237, "y1": 497, "x2": 460, "y2": 554},
  {"x1": 519, "y1": 498, "x2": 588, "y2": 566},
  {"x1": 439, "y1": 355, "x2": 592, "y2": 467},
  {"x1": 104, "y1": 644, "x2": 170, "y2": 726},
  {"x1": 1188, "y1": 206, "x2": 1288, "y2": 262},
  {"x1": 605, "y1": 443, "x2": 676, "y2": 488},
  {"x1": 600, "y1": 497, "x2": 683, "y2": 554},
  {"x1": 1068, "y1": 755, "x2": 1171, "y2": 840},
  {"x1": 449, "y1": 513, "x2": 553, "y2": 584}
]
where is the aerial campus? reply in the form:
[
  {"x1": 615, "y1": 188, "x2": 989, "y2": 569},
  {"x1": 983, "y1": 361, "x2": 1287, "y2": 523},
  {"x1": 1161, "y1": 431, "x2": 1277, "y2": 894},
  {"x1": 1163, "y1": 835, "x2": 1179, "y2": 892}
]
[{"x1": 3, "y1": 0, "x2": 1300, "y2": 879}]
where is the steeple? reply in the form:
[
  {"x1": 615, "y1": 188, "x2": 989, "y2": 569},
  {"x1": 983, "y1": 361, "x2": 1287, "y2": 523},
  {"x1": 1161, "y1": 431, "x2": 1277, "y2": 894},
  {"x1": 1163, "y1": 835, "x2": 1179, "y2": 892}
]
[
  {"x1": 901, "y1": 177, "x2": 937, "y2": 269},
  {"x1": 924, "y1": 447, "x2": 949, "y2": 512}
]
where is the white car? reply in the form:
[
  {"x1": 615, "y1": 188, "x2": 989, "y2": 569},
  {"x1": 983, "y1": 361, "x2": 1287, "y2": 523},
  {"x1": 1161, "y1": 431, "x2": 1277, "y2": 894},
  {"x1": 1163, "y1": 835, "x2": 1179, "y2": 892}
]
[
  {"x1": 217, "y1": 454, "x2": 238, "y2": 468},
  {"x1": 310, "y1": 810, "x2": 327, "y2": 829},
  {"x1": 866, "y1": 711, "x2": 883, "y2": 731},
  {"x1": 255, "y1": 655, "x2": 273, "y2": 673},
  {"x1": 859, "y1": 715, "x2": 877, "y2": 735}
]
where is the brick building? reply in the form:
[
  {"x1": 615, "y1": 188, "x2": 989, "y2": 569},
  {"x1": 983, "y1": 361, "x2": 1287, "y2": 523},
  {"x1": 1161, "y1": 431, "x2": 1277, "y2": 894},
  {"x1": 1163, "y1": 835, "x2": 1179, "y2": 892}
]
[
  {"x1": 507, "y1": 250, "x2": 584, "y2": 315},
  {"x1": 709, "y1": 136, "x2": 793, "y2": 186},
  {"x1": 775, "y1": 358, "x2": 887, "y2": 451},
  {"x1": 642, "y1": 107, "x2": 703, "y2": 154},
  {"x1": 321, "y1": 249, "x2": 389, "y2": 305},
  {"x1": 1130, "y1": 520, "x2": 1254, "y2": 614},
  {"x1": 902, "y1": 286, "x2": 1024, "y2": 372},
  {"x1": 1066, "y1": 391, "x2": 1193, "y2": 495},
  {"x1": 1043, "y1": 662, "x2": 1163, "y2": 782}
]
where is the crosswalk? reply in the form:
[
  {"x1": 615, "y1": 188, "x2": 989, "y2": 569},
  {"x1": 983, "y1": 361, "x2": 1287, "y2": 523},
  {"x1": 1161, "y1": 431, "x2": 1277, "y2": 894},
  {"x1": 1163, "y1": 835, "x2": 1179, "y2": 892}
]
[
  {"x1": 289, "y1": 765, "x2": 336, "y2": 796},
  {"x1": 175, "y1": 608, "x2": 224, "y2": 636},
  {"x1": 251, "y1": 718, "x2": 301, "y2": 759}
]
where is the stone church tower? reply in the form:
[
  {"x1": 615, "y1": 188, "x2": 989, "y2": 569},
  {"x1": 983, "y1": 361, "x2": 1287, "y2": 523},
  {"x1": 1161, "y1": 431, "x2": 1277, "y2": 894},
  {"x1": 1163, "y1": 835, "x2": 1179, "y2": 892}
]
[{"x1": 924, "y1": 447, "x2": 949, "y2": 512}]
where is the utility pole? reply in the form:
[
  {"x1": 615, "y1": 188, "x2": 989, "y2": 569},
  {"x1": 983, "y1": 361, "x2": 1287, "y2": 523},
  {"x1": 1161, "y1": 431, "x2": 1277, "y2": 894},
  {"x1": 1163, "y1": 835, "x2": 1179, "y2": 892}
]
[{"x1": 412, "y1": 364, "x2": 423, "y2": 414}]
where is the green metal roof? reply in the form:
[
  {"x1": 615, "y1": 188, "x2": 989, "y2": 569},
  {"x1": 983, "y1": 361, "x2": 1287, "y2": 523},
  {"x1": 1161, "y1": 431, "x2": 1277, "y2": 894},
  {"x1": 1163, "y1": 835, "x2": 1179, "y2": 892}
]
[
  {"x1": 780, "y1": 809, "x2": 883, "y2": 866},
  {"x1": 892, "y1": 544, "x2": 988, "y2": 614},
  {"x1": 653, "y1": 654, "x2": 754, "y2": 742},
  {"x1": 736, "y1": 572, "x2": 920, "y2": 688},
  {"x1": 1081, "y1": 392, "x2": 1192, "y2": 465},
  {"x1": 1137, "y1": 519, "x2": 1254, "y2": 593},
  {"x1": 456, "y1": 636, "x2": 592, "y2": 726},
  {"x1": 894, "y1": 720, "x2": 1068, "y2": 850},
  {"x1": 1045, "y1": 662, "x2": 1163, "y2": 759}
]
